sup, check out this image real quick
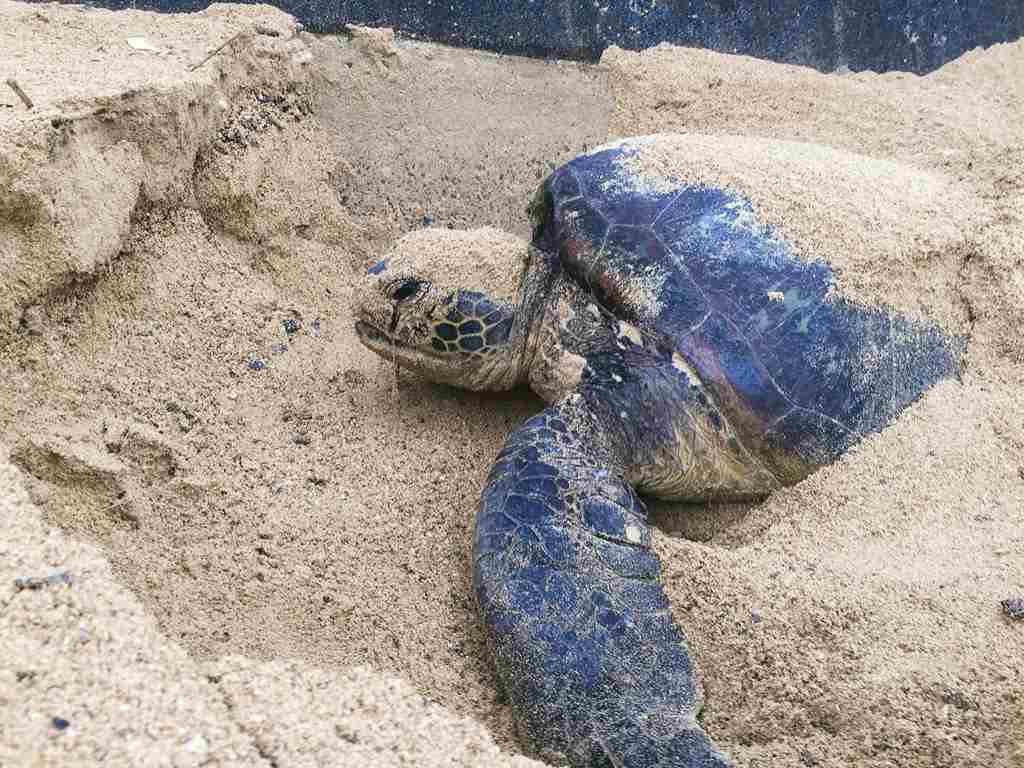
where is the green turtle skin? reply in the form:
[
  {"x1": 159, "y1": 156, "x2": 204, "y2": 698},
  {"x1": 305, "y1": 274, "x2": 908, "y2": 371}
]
[{"x1": 356, "y1": 135, "x2": 962, "y2": 768}]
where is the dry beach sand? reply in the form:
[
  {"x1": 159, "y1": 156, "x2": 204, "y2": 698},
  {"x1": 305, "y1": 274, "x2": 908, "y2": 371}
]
[{"x1": 1, "y1": 2, "x2": 1022, "y2": 767}]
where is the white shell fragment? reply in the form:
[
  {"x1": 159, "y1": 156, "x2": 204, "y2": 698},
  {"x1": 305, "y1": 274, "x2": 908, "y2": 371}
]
[{"x1": 125, "y1": 37, "x2": 161, "y2": 52}]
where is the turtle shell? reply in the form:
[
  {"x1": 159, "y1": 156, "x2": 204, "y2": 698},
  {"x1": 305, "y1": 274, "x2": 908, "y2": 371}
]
[{"x1": 530, "y1": 137, "x2": 962, "y2": 477}]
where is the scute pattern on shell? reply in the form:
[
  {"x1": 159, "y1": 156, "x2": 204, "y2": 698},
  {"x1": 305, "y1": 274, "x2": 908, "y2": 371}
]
[{"x1": 532, "y1": 140, "x2": 962, "y2": 477}]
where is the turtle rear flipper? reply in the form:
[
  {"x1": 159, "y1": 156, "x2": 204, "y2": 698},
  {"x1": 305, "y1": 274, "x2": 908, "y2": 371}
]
[{"x1": 474, "y1": 398, "x2": 732, "y2": 768}]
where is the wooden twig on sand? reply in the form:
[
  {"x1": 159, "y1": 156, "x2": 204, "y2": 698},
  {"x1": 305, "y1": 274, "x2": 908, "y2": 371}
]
[
  {"x1": 5, "y1": 78, "x2": 33, "y2": 109},
  {"x1": 188, "y1": 30, "x2": 246, "y2": 71}
]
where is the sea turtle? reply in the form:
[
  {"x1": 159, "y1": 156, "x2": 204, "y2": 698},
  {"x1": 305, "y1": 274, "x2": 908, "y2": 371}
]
[{"x1": 354, "y1": 134, "x2": 961, "y2": 767}]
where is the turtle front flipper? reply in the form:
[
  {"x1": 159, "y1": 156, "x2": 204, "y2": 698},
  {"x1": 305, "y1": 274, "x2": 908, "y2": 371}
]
[{"x1": 474, "y1": 397, "x2": 732, "y2": 767}]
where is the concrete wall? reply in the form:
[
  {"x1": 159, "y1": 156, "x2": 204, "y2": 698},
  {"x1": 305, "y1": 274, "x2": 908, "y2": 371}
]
[{"x1": 70, "y1": 0, "x2": 1024, "y2": 74}]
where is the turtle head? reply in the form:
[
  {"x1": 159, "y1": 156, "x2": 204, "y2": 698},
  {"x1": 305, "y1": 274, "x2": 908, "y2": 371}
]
[{"x1": 355, "y1": 227, "x2": 538, "y2": 391}]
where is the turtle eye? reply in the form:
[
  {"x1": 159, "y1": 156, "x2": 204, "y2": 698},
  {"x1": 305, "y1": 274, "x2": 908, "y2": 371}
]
[{"x1": 390, "y1": 279, "x2": 422, "y2": 302}]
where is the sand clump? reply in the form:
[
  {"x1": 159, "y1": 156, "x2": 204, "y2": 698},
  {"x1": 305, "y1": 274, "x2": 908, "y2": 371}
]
[
  {"x1": 1, "y1": 3, "x2": 1022, "y2": 768},
  {"x1": 0, "y1": 1, "x2": 315, "y2": 341}
]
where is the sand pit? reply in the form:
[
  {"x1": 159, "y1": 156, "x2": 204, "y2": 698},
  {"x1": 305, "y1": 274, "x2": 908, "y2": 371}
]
[{"x1": 1, "y1": 2, "x2": 1021, "y2": 767}]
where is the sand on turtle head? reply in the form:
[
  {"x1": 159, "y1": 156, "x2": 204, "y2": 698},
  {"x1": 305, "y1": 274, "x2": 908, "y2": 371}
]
[{"x1": 383, "y1": 226, "x2": 530, "y2": 303}]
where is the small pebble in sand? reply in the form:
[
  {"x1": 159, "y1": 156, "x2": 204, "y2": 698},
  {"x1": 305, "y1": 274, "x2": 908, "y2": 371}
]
[
  {"x1": 412, "y1": 205, "x2": 433, "y2": 226},
  {"x1": 1001, "y1": 598, "x2": 1024, "y2": 620},
  {"x1": 247, "y1": 358, "x2": 267, "y2": 371},
  {"x1": 184, "y1": 733, "x2": 209, "y2": 754},
  {"x1": 283, "y1": 318, "x2": 301, "y2": 335},
  {"x1": 51, "y1": 717, "x2": 70, "y2": 731},
  {"x1": 14, "y1": 572, "x2": 73, "y2": 591},
  {"x1": 19, "y1": 305, "x2": 45, "y2": 335}
]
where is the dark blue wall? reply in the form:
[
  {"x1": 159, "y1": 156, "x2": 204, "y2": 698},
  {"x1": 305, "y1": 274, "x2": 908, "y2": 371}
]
[{"x1": 76, "y1": 0, "x2": 1022, "y2": 74}]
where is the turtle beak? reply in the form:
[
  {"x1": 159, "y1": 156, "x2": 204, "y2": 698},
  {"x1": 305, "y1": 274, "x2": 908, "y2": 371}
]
[
  {"x1": 354, "y1": 274, "x2": 425, "y2": 357},
  {"x1": 355, "y1": 293, "x2": 394, "y2": 346},
  {"x1": 354, "y1": 320, "x2": 389, "y2": 349}
]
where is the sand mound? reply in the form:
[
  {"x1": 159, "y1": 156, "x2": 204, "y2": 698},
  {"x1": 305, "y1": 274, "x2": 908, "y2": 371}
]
[
  {"x1": 1, "y1": 2, "x2": 1022, "y2": 767},
  {"x1": 601, "y1": 42, "x2": 1023, "y2": 192}
]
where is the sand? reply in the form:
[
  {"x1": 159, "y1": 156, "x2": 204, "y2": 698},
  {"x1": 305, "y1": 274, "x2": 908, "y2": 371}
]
[{"x1": 1, "y1": 2, "x2": 1021, "y2": 767}]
